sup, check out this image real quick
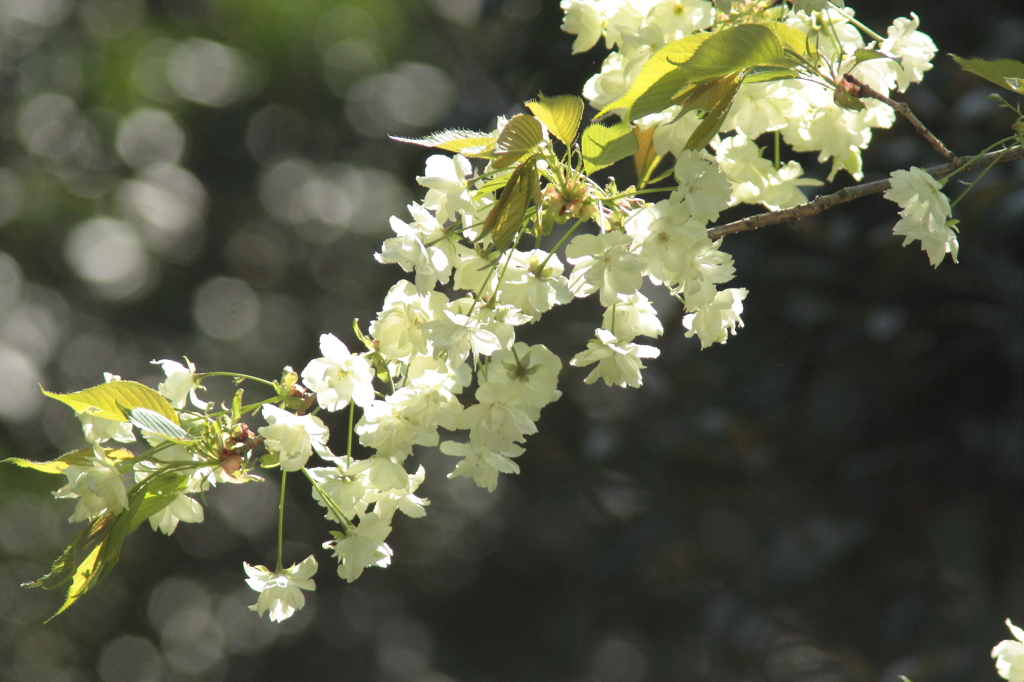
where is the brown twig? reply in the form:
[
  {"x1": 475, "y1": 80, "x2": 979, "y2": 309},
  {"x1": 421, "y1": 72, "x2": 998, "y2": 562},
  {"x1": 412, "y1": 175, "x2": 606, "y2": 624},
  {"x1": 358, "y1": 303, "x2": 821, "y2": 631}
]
[
  {"x1": 843, "y1": 74, "x2": 957, "y2": 162},
  {"x1": 707, "y1": 145, "x2": 1024, "y2": 240}
]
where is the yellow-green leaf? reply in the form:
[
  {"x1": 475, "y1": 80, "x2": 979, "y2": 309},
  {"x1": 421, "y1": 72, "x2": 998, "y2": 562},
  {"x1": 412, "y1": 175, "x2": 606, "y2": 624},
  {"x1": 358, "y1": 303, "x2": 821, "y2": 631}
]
[
  {"x1": 763, "y1": 21, "x2": 817, "y2": 61},
  {"x1": 2, "y1": 448, "x2": 96, "y2": 475},
  {"x1": 43, "y1": 381, "x2": 178, "y2": 424},
  {"x1": 49, "y1": 543, "x2": 103, "y2": 620},
  {"x1": 951, "y1": 55, "x2": 1024, "y2": 94},
  {"x1": 474, "y1": 168, "x2": 515, "y2": 196},
  {"x1": 480, "y1": 158, "x2": 537, "y2": 253},
  {"x1": 600, "y1": 33, "x2": 712, "y2": 119},
  {"x1": 125, "y1": 407, "x2": 190, "y2": 440},
  {"x1": 581, "y1": 121, "x2": 640, "y2": 174},
  {"x1": 493, "y1": 114, "x2": 545, "y2": 169},
  {"x1": 633, "y1": 126, "x2": 660, "y2": 184},
  {"x1": 391, "y1": 129, "x2": 496, "y2": 156},
  {"x1": 526, "y1": 94, "x2": 584, "y2": 146},
  {"x1": 684, "y1": 72, "x2": 744, "y2": 151},
  {"x1": 675, "y1": 24, "x2": 784, "y2": 84}
]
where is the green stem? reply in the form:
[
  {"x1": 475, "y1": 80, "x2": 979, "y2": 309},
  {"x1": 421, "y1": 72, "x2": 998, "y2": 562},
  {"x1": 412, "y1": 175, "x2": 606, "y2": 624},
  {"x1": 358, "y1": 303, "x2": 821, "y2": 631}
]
[
  {"x1": 537, "y1": 217, "x2": 585, "y2": 273},
  {"x1": 302, "y1": 466, "x2": 352, "y2": 530},
  {"x1": 942, "y1": 135, "x2": 1017, "y2": 186},
  {"x1": 774, "y1": 131, "x2": 781, "y2": 170},
  {"x1": 196, "y1": 371, "x2": 277, "y2": 389},
  {"x1": 950, "y1": 145, "x2": 1012, "y2": 209},
  {"x1": 829, "y1": 2, "x2": 885, "y2": 43},
  {"x1": 346, "y1": 403, "x2": 355, "y2": 465},
  {"x1": 276, "y1": 471, "x2": 287, "y2": 572}
]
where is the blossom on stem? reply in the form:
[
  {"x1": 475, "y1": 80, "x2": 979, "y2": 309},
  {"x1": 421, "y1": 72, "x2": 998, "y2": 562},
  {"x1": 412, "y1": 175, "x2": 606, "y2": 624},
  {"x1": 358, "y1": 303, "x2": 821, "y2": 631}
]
[
  {"x1": 258, "y1": 404, "x2": 332, "y2": 471},
  {"x1": 440, "y1": 440, "x2": 523, "y2": 492},
  {"x1": 566, "y1": 231, "x2": 643, "y2": 306},
  {"x1": 324, "y1": 512, "x2": 394, "y2": 582},
  {"x1": 417, "y1": 154, "x2": 475, "y2": 224},
  {"x1": 77, "y1": 407, "x2": 135, "y2": 447},
  {"x1": 570, "y1": 327, "x2": 660, "y2": 388},
  {"x1": 301, "y1": 333, "x2": 375, "y2": 411},
  {"x1": 244, "y1": 555, "x2": 317, "y2": 623},
  {"x1": 884, "y1": 167, "x2": 957, "y2": 267},
  {"x1": 682, "y1": 288, "x2": 747, "y2": 349},
  {"x1": 377, "y1": 203, "x2": 456, "y2": 294},
  {"x1": 146, "y1": 492, "x2": 204, "y2": 535},
  {"x1": 53, "y1": 450, "x2": 130, "y2": 522},
  {"x1": 152, "y1": 358, "x2": 207, "y2": 410},
  {"x1": 993, "y1": 618, "x2": 1024, "y2": 682}
]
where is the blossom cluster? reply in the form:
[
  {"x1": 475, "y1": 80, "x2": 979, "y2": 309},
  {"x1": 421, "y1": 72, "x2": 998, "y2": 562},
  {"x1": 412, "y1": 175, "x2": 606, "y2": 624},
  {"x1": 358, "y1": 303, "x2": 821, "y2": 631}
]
[
  {"x1": 564, "y1": 1, "x2": 937, "y2": 186},
  {"x1": 31, "y1": 0, "x2": 973, "y2": 629}
]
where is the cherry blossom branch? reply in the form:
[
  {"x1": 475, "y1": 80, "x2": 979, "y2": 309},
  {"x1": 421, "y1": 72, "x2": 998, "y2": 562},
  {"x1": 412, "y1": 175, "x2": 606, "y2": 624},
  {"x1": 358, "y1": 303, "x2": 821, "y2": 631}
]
[
  {"x1": 707, "y1": 144, "x2": 1024, "y2": 239},
  {"x1": 843, "y1": 74, "x2": 957, "y2": 162}
]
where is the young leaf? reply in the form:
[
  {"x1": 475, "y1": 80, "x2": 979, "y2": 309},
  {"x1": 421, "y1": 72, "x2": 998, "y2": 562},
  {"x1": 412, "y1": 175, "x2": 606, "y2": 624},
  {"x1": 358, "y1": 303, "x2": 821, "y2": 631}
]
[
  {"x1": 677, "y1": 74, "x2": 742, "y2": 114},
  {"x1": 525, "y1": 94, "x2": 584, "y2": 146},
  {"x1": 125, "y1": 471, "x2": 190, "y2": 533},
  {"x1": 951, "y1": 55, "x2": 1024, "y2": 94},
  {"x1": 744, "y1": 66, "x2": 800, "y2": 84},
  {"x1": 43, "y1": 381, "x2": 178, "y2": 424},
  {"x1": 763, "y1": 21, "x2": 817, "y2": 60},
  {"x1": 627, "y1": 24, "x2": 785, "y2": 122},
  {"x1": 481, "y1": 157, "x2": 538, "y2": 253},
  {"x1": 674, "y1": 24, "x2": 784, "y2": 83},
  {"x1": 684, "y1": 72, "x2": 744, "y2": 151},
  {"x1": 2, "y1": 448, "x2": 97, "y2": 475},
  {"x1": 581, "y1": 121, "x2": 640, "y2": 174},
  {"x1": 633, "y1": 126, "x2": 660, "y2": 184},
  {"x1": 493, "y1": 114, "x2": 545, "y2": 169},
  {"x1": 833, "y1": 84, "x2": 866, "y2": 111},
  {"x1": 31, "y1": 468, "x2": 191, "y2": 620},
  {"x1": 124, "y1": 407, "x2": 190, "y2": 441},
  {"x1": 600, "y1": 33, "x2": 713, "y2": 119},
  {"x1": 792, "y1": 0, "x2": 841, "y2": 9},
  {"x1": 391, "y1": 129, "x2": 496, "y2": 156},
  {"x1": 853, "y1": 48, "x2": 890, "y2": 65},
  {"x1": 474, "y1": 168, "x2": 515, "y2": 195}
]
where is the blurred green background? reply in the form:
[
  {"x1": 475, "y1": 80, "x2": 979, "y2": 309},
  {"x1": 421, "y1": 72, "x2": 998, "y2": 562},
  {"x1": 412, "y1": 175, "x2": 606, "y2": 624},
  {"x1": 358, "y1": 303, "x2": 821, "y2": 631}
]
[{"x1": 0, "y1": 0, "x2": 1021, "y2": 680}]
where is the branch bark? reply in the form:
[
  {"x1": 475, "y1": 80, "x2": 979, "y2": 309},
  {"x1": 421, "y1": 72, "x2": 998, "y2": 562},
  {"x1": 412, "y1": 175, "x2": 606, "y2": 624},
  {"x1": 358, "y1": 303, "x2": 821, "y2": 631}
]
[
  {"x1": 707, "y1": 145, "x2": 1024, "y2": 240},
  {"x1": 844, "y1": 74, "x2": 957, "y2": 162}
]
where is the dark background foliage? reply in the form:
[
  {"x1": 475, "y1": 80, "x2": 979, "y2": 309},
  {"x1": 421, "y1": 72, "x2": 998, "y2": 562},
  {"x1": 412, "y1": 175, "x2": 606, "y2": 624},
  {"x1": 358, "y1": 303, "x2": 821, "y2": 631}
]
[{"x1": 0, "y1": 0, "x2": 1021, "y2": 680}]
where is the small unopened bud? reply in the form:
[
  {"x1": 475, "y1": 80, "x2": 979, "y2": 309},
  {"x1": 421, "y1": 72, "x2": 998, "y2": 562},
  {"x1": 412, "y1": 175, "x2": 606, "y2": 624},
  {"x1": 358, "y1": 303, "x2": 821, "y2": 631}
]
[{"x1": 221, "y1": 453, "x2": 243, "y2": 476}]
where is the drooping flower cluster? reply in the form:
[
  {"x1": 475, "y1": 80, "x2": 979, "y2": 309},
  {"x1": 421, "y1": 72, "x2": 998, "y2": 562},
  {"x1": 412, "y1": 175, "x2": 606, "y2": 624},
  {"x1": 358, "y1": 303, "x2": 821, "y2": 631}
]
[{"x1": 884, "y1": 166, "x2": 958, "y2": 266}]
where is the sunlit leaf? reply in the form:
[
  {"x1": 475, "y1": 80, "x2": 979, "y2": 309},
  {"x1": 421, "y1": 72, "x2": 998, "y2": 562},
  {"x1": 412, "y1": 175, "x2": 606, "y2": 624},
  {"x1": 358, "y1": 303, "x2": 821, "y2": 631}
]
[
  {"x1": 124, "y1": 407, "x2": 190, "y2": 440},
  {"x1": 125, "y1": 471, "x2": 189, "y2": 533},
  {"x1": 626, "y1": 24, "x2": 785, "y2": 122},
  {"x1": 390, "y1": 129, "x2": 496, "y2": 156},
  {"x1": 633, "y1": 126, "x2": 660, "y2": 184},
  {"x1": 43, "y1": 381, "x2": 178, "y2": 424},
  {"x1": 833, "y1": 84, "x2": 866, "y2": 111},
  {"x1": 763, "y1": 21, "x2": 817, "y2": 60},
  {"x1": 792, "y1": 0, "x2": 841, "y2": 10},
  {"x1": 493, "y1": 114, "x2": 545, "y2": 169},
  {"x1": 744, "y1": 66, "x2": 801, "y2": 84},
  {"x1": 474, "y1": 168, "x2": 515, "y2": 195},
  {"x1": 677, "y1": 74, "x2": 743, "y2": 114},
  {"x1": 674, "y1": 24, "x2": 784, "y2": 83},
  {"x1": 526, "y1": 94, "x2": 584, "y2": 146},
  {"x1": 481, "y1": 157, "x2": 537, "y2": 253},
  {"x1": 581, "y1": 121, "x2": 640, "y2": 174},
  {"x1": 951, "y1": 55, "x2": 1024, "y2": 94},
  {"x1": 2, "y1": 448, "x2": 96, "y2": 475},
  {"x1": 684, "y1": 72, "x2": 744, "y2": 151},
  {"x1": 599, "y1": 33, "x2": 712, "y2": 119},
  {"x1": 853, "y1": 49, "x2": 889, "y2": 65}
]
